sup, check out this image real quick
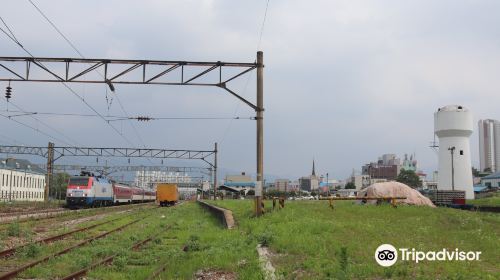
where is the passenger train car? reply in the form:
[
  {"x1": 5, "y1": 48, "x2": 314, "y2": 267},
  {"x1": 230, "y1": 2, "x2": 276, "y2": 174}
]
[{"x1": 66, "y1": 172, "x2": 155, "y2": 207}]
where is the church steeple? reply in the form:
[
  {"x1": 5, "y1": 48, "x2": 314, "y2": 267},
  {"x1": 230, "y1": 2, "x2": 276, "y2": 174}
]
[{"x1": 312, "y1": 159, "x2": 316, "y2": 176}]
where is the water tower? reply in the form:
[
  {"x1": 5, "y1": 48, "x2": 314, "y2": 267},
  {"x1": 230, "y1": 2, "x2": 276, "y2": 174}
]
[{"x1": 434, "y1": 105, "x2": 474, "y2": 199}]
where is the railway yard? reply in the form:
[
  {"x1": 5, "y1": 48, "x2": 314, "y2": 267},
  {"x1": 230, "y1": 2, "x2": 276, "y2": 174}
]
[
  {"x1": 0, "y1": 200, "x2": 498, "y2": 279},
  {"x1": 0, "y1": 201, "x2": 262, "y2": 279}
]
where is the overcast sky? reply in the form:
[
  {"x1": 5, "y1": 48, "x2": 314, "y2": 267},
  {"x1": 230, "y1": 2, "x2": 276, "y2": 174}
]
[{"x1": 1, "y1": 0, "x2": 500, "y2": 181}]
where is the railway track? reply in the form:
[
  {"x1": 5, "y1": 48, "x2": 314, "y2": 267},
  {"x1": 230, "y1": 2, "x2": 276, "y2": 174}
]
[
  {"x1": 146, "y1": 263, "x2": 168, "y2": 280},
  {"x1": 0, "y1": 213, "x2": 133, "y2": 258},
  {"x1": 0, "y1": 218, "x2": 141, "y2": 280},
  {"x1": 0, "y1": 202, "x2": 183, "y2": 279},
  {"x1": 0, "y1": 209, "x2": 68, "y2": 223},
  {"x1": 0, "y1": 207, "x2": 65, "y2": 218},
  {"x1": 61, "y1": 234, "x2": 158, "y2": 280},
  {"x1": 0, "y1": 202, "x2": 153, "y2": 226}
]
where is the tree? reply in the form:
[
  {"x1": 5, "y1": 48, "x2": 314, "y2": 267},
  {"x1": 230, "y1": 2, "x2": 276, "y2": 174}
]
[
  {"x1": 345, "y1": 182, "x2": 356, "y2": 189},
  {"x1": 396, "y1": 169, "x2": 422, "y2": 189},
  {"x1": 50, "y1": 172, "x2": 70, "y2": 201},
  {"x1": 472, "y1": 167, "x2": 480, "y2": 177}
]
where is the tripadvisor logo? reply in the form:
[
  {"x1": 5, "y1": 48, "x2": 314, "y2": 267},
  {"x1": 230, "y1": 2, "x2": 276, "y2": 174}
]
[{"x1": 375, "y1": 244, "x2": 481, "y2": 267}]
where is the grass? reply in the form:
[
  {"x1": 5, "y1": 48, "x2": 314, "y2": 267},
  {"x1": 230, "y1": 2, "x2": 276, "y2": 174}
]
[
  {"x1": 88, "y1": 202, "x2": 262, "y2": 279},
  {"x1": 213, "y1": 200, "x2": 500, "y2": 279},
  {"x1": 4, "y1": 200, "x2": 498, "y2": 279},
  {"x1": 0, "y1": 200, "x2": 65, "y2": 211},
  {"x1": 468, "y1": 192, "x2": 500, "y2": 206},
  {"x1": 14, "y1": 202, "x2": 262, "y2": 280},
  {"x1": 0, "y1": 203, "x2": 154, "y2": 250}
]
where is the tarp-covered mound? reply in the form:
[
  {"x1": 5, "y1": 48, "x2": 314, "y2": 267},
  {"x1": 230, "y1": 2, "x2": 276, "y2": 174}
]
[{"x1": 357, "y1": 182, "x2": 435, "y2": 207}]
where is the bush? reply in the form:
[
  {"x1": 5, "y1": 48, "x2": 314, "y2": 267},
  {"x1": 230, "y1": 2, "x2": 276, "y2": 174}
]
[
  {"x1": 184, "y1": 235, "x2": 201, "y2": 252},
  {"x1": 256, "y1": 231, "x2": 273, "y2": 247},
  {"x1": 7, "y1": 221, "x2": 20, "y2": 237},
  {"x1": 21, "y1": 243, "x2": 41, "y2": 258},
  {"x1": 339, "y1": 246, "x2": 348, "y2": 273},
  {"x1": 113, "y1": 255, "x2": 128, "y2": 270}
]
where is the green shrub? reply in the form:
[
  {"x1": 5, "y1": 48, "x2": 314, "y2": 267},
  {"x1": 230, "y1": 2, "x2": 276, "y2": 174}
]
[
  {"x1": 7, "y1": 221, "x2": 20, "y2": 237},
  {"x1": 184, "y1": 235, "x2": 201, "y2": 252},
  {"x1": 339, "y1": 246, "x2": 348, "y2": 273},
  {"x1": 21, "y1": 243, "x2": 41, "y2": 258},
  {"x1": 113, "y1": 255, "x2": 128, "y2": 270},
  {"x1": 256, "y1": 231, "x2": 273, "y2": 247}
]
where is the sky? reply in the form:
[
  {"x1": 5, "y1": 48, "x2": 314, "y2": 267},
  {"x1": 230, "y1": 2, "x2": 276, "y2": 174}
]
[{"x1": 1, "y1": 0, "x2": 500, "y2": 181}]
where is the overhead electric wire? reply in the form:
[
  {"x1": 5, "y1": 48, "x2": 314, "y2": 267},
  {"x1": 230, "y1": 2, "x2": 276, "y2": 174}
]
[
  {"x1": 27, "y1": 0, "x2": 154, "y2": 152},
  {"x1": 218, "y1": 71, "x2": 254, "y2": 145},
  {"x1": 1, "y1": 100, "x2": 83, "y2": 146},
  {"x1": 0, "y1": 10, "x2": 137, "y2": 147},
  {"x1": 0, "y1": 132, "x2": 27, "y2": 146},
  {"x1": 220, "y1": 0, "x2": 271, "y2": 144},
  {"x1": 0, "y1": 15, "x2": 24, "y2": 47},
  {"x1": 257, "y1": 0, "x2": 271, "y2": 50},
  {"x1": 27, "y1": 0, "x2": 84, "y2": 58},
  {"x1": 0, "y1": 110, "x2": 253, "y2": 121},
  {"x1": 0, "y1": 112, "x2": 74, "y2": 145}
]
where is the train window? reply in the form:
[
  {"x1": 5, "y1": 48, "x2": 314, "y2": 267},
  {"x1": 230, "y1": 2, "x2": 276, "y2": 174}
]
[
  {"x1": 460, "y1": 150, "x2": 463, "y2": 155},
  {"x1": 70, "y1": 177, "x2": 89, "y2": 186}
]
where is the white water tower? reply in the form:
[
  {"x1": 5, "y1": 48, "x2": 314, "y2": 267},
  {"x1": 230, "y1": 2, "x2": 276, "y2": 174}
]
[{"x1": 434, "y1": 105, "x2": 474, "y2": 199}]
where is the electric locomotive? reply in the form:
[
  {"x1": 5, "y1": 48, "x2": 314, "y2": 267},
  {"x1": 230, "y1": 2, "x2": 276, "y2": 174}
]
[{"x1": 66, "y1": 171, "x2": 113, "y2": 207}]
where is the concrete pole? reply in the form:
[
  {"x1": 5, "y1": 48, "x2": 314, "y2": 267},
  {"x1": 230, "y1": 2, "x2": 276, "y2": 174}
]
[
  {"x1": 45, "y1": 142, "x2": 54, "y2": 202},
  {"x1": 256, "y1": 51, "x2": 264, "y2": 216},
  {"x1": 213, "y1": 142, "x2": 218, "y2": 200}
]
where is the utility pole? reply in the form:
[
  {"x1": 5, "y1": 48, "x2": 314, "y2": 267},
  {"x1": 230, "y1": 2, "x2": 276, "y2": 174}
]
[
  {"x1": 256, "y1": 51, "x2": 264, "y2": 216},
  {"x1": 213, "y1": 142, "x2": 218, "y2": 200},
  {"x1": 326, "y1": 172, "x2": 329, "y2": 197},
  {"x1": 45, "y1": 142, "x2": 54, "y2": 202},
  {"x1": 448, "y1": 146, "x2": 455, "y2": 191}
]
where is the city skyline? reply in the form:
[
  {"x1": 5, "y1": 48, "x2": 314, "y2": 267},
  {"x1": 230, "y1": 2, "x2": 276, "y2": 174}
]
[{"x1": 1, "y1": 1, "x2": 500, "y2": 180}]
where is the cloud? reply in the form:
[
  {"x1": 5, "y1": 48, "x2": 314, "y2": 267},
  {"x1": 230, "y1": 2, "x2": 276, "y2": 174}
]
[{"x1": 1, "y1": 0, "x2": 500, "y2": 180}]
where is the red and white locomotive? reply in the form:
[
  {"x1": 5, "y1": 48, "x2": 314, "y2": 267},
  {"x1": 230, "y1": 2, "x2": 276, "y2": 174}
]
[{"x1": 66, "y1": 172, "x2": 155, "y2": 207}]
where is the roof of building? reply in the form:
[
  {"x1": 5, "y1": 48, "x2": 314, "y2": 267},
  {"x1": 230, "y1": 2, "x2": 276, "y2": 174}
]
[
  {"x1": 474, "y1": 185, "x2": 488, "y2": 192},
  {"x1": 219, "y1": 185, "x2": 243, "y2": 193},
  {"x1": 0, "y1": 158, "x2": 46, "y2": 175},
  {"x1": 224, "y1": 181, "x2": 255, "y2": 187},
  {"x1": 482, "y1": 172, "x2": 500, "y2": 180}
]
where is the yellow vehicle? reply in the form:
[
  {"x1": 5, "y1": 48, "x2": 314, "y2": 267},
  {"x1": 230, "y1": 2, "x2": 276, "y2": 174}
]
[{"x1": 156, "y1": 183, "x2": 179, "y2": 206}]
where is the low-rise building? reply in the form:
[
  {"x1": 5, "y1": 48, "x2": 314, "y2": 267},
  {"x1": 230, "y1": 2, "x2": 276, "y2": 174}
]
[
  {"x1": 288, "y1": 180, "x2": 300, "y2": 192},
  {"x1": 274, "y1": 179, "x2": 289, "y2": 192},
  {"x1": 351, "y1": 174, "x2": 370, "y2": 190},
  {"x1": 481, "y1": 172, "x2": 500, "y2": 188},
  {"x1": 0, "y1": 158, "x2": 46, "y2": 202},
  {"x1": 222, "y1": 172, "x2": 255, "y2": 194}
]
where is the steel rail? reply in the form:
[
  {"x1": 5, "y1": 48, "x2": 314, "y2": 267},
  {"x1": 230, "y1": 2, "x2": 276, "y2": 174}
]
[
  {"x1": 61, "y1": 225, "x2": 174, "y2": 280},
  {"x1": 146, "y1": 264, "x2": 168, "y2": 280},
  {"x1": 0, "y1": 202, "x2": 153, "y2": 226},
  {"x1": 0, "y1": 219, "x2": 141, "y2": 280},
  {"x1": 62, "y1": 206, "x2": 182, "y2": 280},
  {"x1": 0, "y1": 214, "x2": 133, "y2": 258},
  {"x1": 0, "y1": 207, "x2": 66, "y2": 218},
  {"x1": 0, "y1": 209, "x2": 68, "y2": 223}
]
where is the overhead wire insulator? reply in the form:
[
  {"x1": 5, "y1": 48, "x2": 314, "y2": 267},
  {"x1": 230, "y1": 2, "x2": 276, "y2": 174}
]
[
  {"x1": 136, "y1": 116, "x2": 152, "y2": 122},
  {"x1": 5, "y1": 82, "x2": 12, "y2": 101}
]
